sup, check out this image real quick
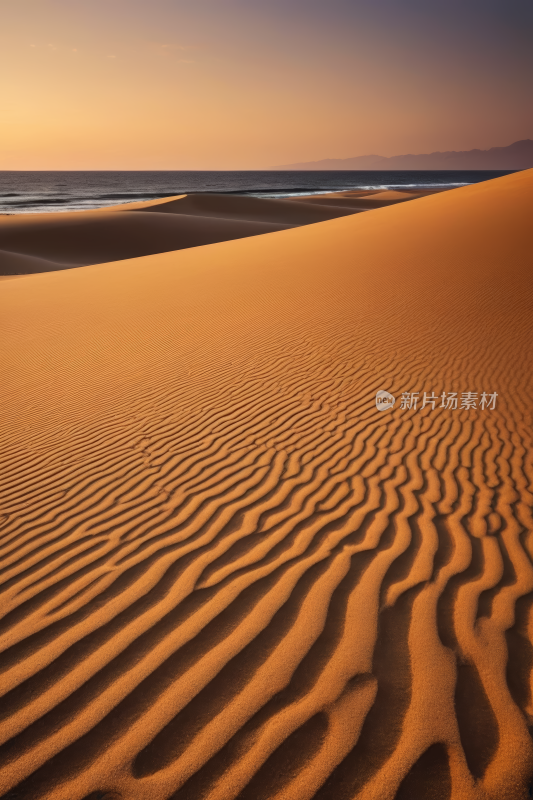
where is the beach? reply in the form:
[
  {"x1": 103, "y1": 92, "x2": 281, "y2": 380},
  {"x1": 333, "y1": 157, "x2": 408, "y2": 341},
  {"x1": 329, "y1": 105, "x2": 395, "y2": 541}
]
[{"x1": 0, "y1": 169, "x2": 532, "y2": 800}]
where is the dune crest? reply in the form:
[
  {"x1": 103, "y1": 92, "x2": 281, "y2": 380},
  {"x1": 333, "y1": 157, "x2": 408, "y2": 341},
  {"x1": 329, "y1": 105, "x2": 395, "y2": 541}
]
[
  {"x1": 0, "y1": 188, "x2": 443, "y2": 275},
  {"x1": 0, "y1": 170, "x2": 532, "y2": 799}
]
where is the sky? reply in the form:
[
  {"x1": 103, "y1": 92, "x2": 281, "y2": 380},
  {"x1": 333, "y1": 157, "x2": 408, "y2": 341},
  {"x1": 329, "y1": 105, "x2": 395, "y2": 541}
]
[{"x1": 1, "y1": 0, "x2": 532, "y2": 169}]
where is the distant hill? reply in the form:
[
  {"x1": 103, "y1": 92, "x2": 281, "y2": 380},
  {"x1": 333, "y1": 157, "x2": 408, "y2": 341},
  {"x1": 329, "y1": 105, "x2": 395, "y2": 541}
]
[{"x1": 271, "y1": 139, "x2": 533, "y2": 170}]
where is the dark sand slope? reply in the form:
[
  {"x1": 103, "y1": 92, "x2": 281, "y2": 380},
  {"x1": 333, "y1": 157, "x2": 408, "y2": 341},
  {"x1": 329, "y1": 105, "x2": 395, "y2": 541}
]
[
  {"x1": 284, "y1": 188, "x2": 448, "y2": 212},
  {"x1": 0, "y1": 189, "x2": 439, "y2": 275},
  {"x1": 0, "y1": 170, "x2": 532, "y2": 800},
  {"x1": 0, "y1": 212, "x2": 295, "y2": 273}
]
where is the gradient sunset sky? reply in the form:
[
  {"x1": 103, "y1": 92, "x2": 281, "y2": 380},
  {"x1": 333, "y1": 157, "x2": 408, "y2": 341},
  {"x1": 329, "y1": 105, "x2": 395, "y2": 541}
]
[{"x1": 2, "y1": 0, "x2": 532, "y2": 169}]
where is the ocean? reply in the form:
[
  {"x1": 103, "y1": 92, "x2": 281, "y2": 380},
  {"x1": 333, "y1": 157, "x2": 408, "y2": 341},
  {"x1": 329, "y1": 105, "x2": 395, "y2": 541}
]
[{"x1": 0, "y1": 170, "x2": 517, "y2": 214}]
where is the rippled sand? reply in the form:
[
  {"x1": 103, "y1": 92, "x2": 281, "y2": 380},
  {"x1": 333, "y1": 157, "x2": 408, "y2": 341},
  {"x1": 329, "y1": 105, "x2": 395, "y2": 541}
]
[{"x1": 0, "y1": 170, "x2": 532, "y2": 800}]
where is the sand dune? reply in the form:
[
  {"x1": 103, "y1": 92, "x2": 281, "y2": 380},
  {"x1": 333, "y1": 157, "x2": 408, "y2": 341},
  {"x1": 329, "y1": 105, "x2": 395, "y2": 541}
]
[
  {"x1": 0, "y1": 170, "x2": 532, "y2": 800},
  {"x1": 284, "y1": 188, "x2": 448, "y2": 211},
  {"x1": 0, "y1": 212, "x2": 296, "y2": 272},
  {"x1": 0, "y1": 189, "x2": 439, "y2": 275}
]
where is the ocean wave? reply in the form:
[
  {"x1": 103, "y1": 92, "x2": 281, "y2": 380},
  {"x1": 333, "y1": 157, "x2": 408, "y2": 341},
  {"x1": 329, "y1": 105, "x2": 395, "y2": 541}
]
[{"x1": 0, "y1": 171, "x2": 514, "y2": 214}]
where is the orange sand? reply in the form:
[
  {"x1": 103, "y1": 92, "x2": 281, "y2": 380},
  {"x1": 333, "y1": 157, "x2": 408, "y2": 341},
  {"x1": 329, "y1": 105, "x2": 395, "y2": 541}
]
[{"x1": 0, "y1": 170, "x2": 532, "y2": 800}]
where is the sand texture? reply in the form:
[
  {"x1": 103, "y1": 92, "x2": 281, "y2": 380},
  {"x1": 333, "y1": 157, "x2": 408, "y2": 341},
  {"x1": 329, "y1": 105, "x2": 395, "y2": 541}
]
[
  {"x1": 0, "y1": 170, "x2": 532, "y2": 800},
  {"x1": 0, "y1": 189, "x2": 440, "y2": 275}
]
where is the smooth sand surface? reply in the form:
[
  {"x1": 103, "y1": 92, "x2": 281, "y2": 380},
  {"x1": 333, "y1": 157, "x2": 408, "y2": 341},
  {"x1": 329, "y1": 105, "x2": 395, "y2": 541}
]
[
  {"x1": 0, "y1": 170, "x2": 532, "y2": 800},
  {"x1": 284, "y1": 188, "x2": 448, "y2": 211},
  {"x1": 0, "y1": 189, "x2": 440, "y2": 275}
]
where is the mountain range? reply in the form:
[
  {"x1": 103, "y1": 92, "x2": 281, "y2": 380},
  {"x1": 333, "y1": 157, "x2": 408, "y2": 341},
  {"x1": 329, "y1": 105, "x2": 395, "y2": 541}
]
[{"x1": 271, "y1": 139, "x2": 533, "y2": 170}]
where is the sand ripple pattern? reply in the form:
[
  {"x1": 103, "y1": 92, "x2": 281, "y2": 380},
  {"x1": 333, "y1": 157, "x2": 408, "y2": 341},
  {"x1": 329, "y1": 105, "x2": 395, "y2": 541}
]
[{"x1": 1, "y1": 171, "x2": 533, "y2": 799}]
